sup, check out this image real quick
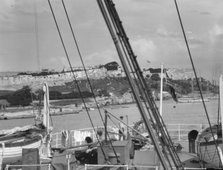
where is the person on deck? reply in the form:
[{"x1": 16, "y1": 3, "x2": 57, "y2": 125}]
[
  {"x1": 118, "y1": 116, "x2": 125, "y2": 140},
  {"x1": 84, "y1": 136, "x2": 97, "y2": 164},
  {"x1": 85, "y1": 136, "x2": 94, "y2": 151}
]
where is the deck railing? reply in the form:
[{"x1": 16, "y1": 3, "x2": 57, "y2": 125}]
[
  {"x1": 5, "y1": 164, "x2": 51, "y2": 170},
  {"x1": 85, "y1": 164, "x2": 160, "y2": 170},
  {"x1": 51, "y1": 124, "x2": 208, "y2": 148}
]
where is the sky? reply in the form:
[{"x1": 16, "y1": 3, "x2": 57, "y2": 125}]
[{"x1": 0, "y1": 0, "x2": 223, "y2": 80}]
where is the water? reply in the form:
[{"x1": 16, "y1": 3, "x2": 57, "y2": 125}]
[{"x1": 0, "y1": 100, "x2": 219, "y2": 133}]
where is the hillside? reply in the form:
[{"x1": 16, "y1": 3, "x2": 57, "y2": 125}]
[{"x1": 0, "y1": 66, "x2": 218, "y2": 106}]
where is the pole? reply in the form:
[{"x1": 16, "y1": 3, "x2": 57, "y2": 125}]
[
  {"x1": 104, "y1": 110, "x2": 108, "y2": 142},
  {"x1": 126, "y1": 115, "x2": 129, "y2": 137},
  {"x1": 220, "y1": 75, "x2": 223, "y2": 138},
  {"x1": 159, "y1": 64, "x2": 164, "y2": 117},
  {"x1": 97, "y1": 1, "x2": 170, "y2": 168},
  {"x1": 43, "y1": 83, "x2": 50, "y2": 132}
]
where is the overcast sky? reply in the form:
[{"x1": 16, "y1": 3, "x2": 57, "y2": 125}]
[{"x1": 0, "y1": 0, "x2": 222, "y2": 79}]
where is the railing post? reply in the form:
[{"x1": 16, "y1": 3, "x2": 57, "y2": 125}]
[
  {"x1": 48, "y1": 164, "x2": 51, "y2": 170},
  {"x1": 72, "y1": 130, "x2": 75, "y2": 146},
  {"x1": 5, "y1": 165, "x2": 9, "y2": 170},
  {"x1": 178, "y1": 124, "x2": 181, "y2": 141},
  {"x1": 55, "y1": 133, "x2": 58, "y2": 148}
]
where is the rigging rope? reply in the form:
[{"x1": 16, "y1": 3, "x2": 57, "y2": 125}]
[
  {"x1": 97, "y1": 1, "x2": 178, "y2": 169},
  {"x1": 60, "y1": 0, "x2": 120, "y2": 162},
  {"x1": 218, "y1": 92, "x2": 220, "y2": 126},
  {"x1": 105, "y1": 1, "x2": 156, "y2": 127},
  {"x1": 173, "y1": 0, "x2": 222, "y2": 166},
  {"x1": 102, "y1": 1, "x2": 183, "y2": 168},
  {"x1": 47, "y1": 0, "x2": 93, "y2": 130},
  {"x1": 33, "y1": 0, "x2": 41, "y2": 71},
  {"x1": 47, "y1": 0, "x2": 96, "y2": 143},
  {"x1": 105, "y1": 109, "x2": 148, "y2": 140},
  {"x1": 47, "y1": 0, "x2": 113, "y2": 162},
  {"x1": 103, "y1": 0, "x2": 156, "y2": 126}
]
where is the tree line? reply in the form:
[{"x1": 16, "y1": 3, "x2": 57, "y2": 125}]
[
  {"x1": 0, "y1": 86, "x2": 94, "y2": 107},
  {"x1": 0, "y1": 75, "x2": 218, "y2": 107}
]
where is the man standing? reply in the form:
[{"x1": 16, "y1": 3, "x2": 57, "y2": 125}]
[{"x1": 118, "y1": 116, "x2": 125, "y2": 140}]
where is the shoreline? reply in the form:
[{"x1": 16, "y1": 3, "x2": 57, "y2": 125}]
[
  {"x1": 0, "y1": 97, "x2": 217, "y2": 121},
  {"x1": 0, "y1": 100, "x2": 219, "y2": 133},
  {"x1": 0, "y1": 110, "x2": 81, "y2": 120}
]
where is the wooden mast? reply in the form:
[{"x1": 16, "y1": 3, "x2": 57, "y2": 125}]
[
  {"x1": 97, "y1": 0, "x2": 183, "y2": 169},
  {"x1": 220, "y1": 75, "x2": 223, "y2": 138},
  {"x1": 159, "y1": 64, "x2": 164, "y2": 116},
  {"x1": 43, "y1": 83, "x2": 50, "y2": 133}
]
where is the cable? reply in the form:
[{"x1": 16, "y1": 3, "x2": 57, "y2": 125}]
[
  {"x1": 105, "y1": 109, "x2": 148, "y2": 140},
  {"x1": 174, "y1": 0, "x2": 222, "y2": 166},
  {"x1": 47, "y1": 0, "x2": 91, "y2": 131},
  {"x1": 47, "y1": 0, "x2": 109, "y2": 162},
  {"x1": 103, "y1": 1, "x2": 181, "y2": 168},
  {"x1": 60, "y1": 0, "x2": 106, "y2": 124},
  {"x1": 104, "y1": 1, "x2": 156, "y2": 127},
  {"x1": 47, "y1": 0, "x2": 93, "y2": 134},
  {"x1": 61, "y1": 0, "x2": 121, "y2": 162},
  {"x1": 33, "y1": 0, "x2": 41, "y2": 71}
]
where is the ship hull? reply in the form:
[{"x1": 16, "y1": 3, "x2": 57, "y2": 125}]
[
  {"x1": 0, "y1": 136, "x2": 42, "y2": 164},
  {"x1": 197, "y1": 140, "x2": 223, "y2": 168}
]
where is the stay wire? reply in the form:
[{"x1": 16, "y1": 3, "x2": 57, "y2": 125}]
[
  {"x1": 61, "y1": 0, "x2": 119, "y2": 162},
  {"x1": 217, "y1": 92, "x2": 220, "y2": 129},
  {"x1": 61, "y1": 0, "x2": 105, "y2": 127},
  {"x1": 174, "y1": 0, "x2": 222, "y2": 166},
  {"x1": 33, "y1": 0, "x2": 41, "y2": 71},
  {"x1": 105, "y1": 0, "x2": 163, "y2": 140},
  {"x1": 105, "y1": 1, "x2": 181, "y2": 168},
  {"x1": 104, "y1": 0, "x2": 155, "y2": 126},
  {"x1": 105, "y1": 109, "x2": 148, "y2": 140},
  {"x1": 98, "y1": 0, "x2": 159, "y2": 164},
  {"x1": 47, "y1": 0, "x2": 108, "y2": 160},
  {"x1": 104, "y1": 112, "x2": 121, "y2": 132},
  {"x1": 98, "y1": 1, "x2": 175, "y2": 168}
]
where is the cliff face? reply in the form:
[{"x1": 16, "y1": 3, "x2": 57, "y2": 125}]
[
  {"x1": 0, "y1": 67, "x2": 215, "y2": 96},
  {"x1": 0, "y1": 67, "x2": 193, "y2": 90},
  {"x1": 0, "y1": 67, "x2": 124, "y2": 91}
]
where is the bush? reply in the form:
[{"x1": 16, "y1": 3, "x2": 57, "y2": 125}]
[{"x1": 7, "y1": 86, "x2": 32, "y2": 106}]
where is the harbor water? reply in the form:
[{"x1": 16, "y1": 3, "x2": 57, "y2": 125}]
[{"x1": 0, "y1": 100, "x2": 218, "y2": 133}]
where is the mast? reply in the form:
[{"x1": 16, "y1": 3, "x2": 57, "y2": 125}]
[
  {"x1": 218, "y1": 75, "x2": 223, "y2": 165},
  {"x1": 191, "y1": 77, "x2": 194, "y2": 95},
  {"x1": 160, "y1": 64, "x2": 164, "y2": 116},
  {"x1": 97, "y1": 0, "x2": 183, "y2": 169},
  {"x1": 97, "y1": 1, "x2": 168, "y2": 168},
  {"x1": 33, "y1": 0, "x2": 41, "y2": 72},
  {"x1": 43, "y1": 83, "x2": 50, "y2": 133},
  {"x1": 220, "y1": 75, "x2": 223, "y2": 138}
]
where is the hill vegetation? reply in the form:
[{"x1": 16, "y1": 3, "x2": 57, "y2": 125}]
[{"x1": 0, "y1": 75, "x2": 218, "y2": 107}]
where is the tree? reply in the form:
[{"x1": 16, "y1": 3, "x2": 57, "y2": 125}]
[
  {"x1": 150, "y1": 74, "x2": 160, "y2": 81},
  {"x1": 7, "y1": 86, "x2": 32, "y2": 106},
  {"x1": 104, "y1": 61, "x2": 119, "y2": 71},
  {"x1": 49, "y1": 91, "x2": 62, "y2": 100}
]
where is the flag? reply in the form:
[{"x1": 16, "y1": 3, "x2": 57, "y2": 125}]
[
  {"x1": 166, "y1": 82, "x2": 178, "y2": 102},
  {"x1": 165, "y1": 72, "x2": 178, "y2": 102},
  {"x1": 148, "y1": 68, "x2": 167, "y2": 74}
]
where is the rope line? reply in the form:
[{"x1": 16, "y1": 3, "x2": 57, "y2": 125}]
[
  {"x1": 60, "y1": 0, "x2": 121, "y2": 162},
  {"x1": 47, "y1": 0, "x2": 99, "y2": 152},
  {"x1": 47, "y1": 0, "x2": 119, "y2": 162},
  {"x1": 174, "y1": 0, "x2": 222, "y2": 166}
]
